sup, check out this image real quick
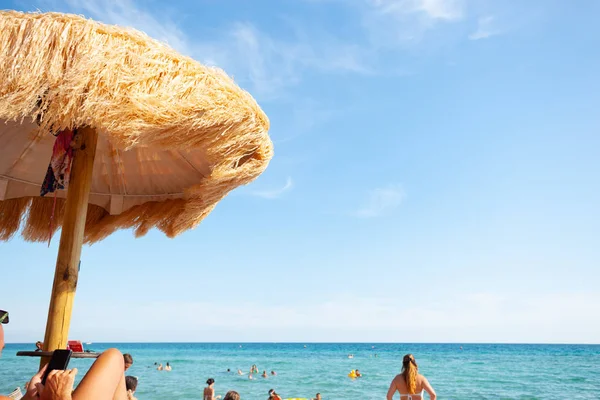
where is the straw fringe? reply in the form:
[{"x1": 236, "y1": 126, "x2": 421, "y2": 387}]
[
  {"x1": 0, "y1": 198, "x2": 31, "y2": 240},
  {"x1": 0, "y1": 11, "x2": 273, "y2": 243},
  {"x1": 22, "y1": 196, "x2": 65, "y2": 242}
]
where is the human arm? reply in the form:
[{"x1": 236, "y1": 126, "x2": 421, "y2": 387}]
[
  {"x1": 422, "y1": 376, "x2": 436, "y2": 400},
  {"x1": 386, "y1": 377, "x2": 397, "y2": 400}
]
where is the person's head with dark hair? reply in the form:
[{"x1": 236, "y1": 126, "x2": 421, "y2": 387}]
[
  {"x1": 123, "y1": 353, "x2": 133, "y2": 371},
  {"x1": 206, "y1": 378, "x2": 215, "y2": 386},
  {"x1": 224, "y1": 391, "x2": 240, "y2": 400},
  {"x1": 35, "y1": 341, "x2": 43, "y2": 350},
  {"x1": 315, "y1": 393, "x2": 322, "y2": 400},
  {"x1": 125, "y1": 376, "x2": 138, "y2": 393}
]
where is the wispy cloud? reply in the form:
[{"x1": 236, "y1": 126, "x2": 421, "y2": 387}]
[
  {"x1": 356, "y1": 184, "x2": 405, "y2": 218},
  {"x1": 201, "y1": 23, "x2": 372, "y2": 99},
  {"x1": 62, "y1": 0, "x2": 191, "y2": 55},
  {"x1": 45, "y1": 0, "x2": 506, "y2": 100},
  {"x1": 364, "y1": 0, "x2": 466, "y2": 46},
  {"x1": 250, "y1": 177, "x2": 294, "y2": 199},
  {"x1": 55, "y1": 0, "x2": 372, "y2": 100},
  {"x1": 370, "y1": 0, "x2": 465, "y2": 21},
  {"x1": 469, "y1": 16, "x2": 502, "y2": 40}
]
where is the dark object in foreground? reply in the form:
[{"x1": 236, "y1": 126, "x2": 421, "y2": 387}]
[
  {"x1": 42, "y1": 349, "x2": 72, "y2": 384},
  {"x1": 17, "y1": 351, "x2": 100, "y2": 359}
]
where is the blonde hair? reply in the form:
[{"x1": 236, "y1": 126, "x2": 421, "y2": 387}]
[{"x1": 402, "y1": 354, "x2": 418, "y2": 394}]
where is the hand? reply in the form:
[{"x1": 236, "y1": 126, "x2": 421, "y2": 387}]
[
  {"x1": 21, "y1": 364, "x2": 47, "y2": 400},
  {"x1": 37, "y1": 368, "x2": 78, "y2": 400}
]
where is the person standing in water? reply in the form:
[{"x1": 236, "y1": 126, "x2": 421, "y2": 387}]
[
  {"x1": 386, "y1": 354, "x2": 436, "y2": 400},
  {"x1": 157, "y1": 363, "x2": 163, "y2": 371},
  {"x1": 165, "y1": 362, "x2": 172, "y2": 371},
  {"x1": 262, "y1": 370, "x2": 268, "y2": 378},
  {"x1": 203, "y1": 378, "x2": 221, "y2": 400}
]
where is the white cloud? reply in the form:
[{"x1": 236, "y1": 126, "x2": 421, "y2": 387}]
[
  {"x1": 469, "y1": 16, "x2": 501, "y2": 40},
  {"x1": 356, "y1": 184, "x2": 405, "y2": 218},
  {"x1": 250, "y1": 177, "x2": 293, "y2": 199},
  {"x1": 370, "y1": 0, "x2": 465, "y2": 21}
]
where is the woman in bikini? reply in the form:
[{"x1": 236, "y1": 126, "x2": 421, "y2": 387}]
[
  {"x1": 386, "y1": 354, "x2": 436, "y2": 400},
  {"x1": 203, "y1": 378, "x2": 221, "y2": 400}
]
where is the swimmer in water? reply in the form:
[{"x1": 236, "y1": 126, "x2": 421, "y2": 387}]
[
  {"x1": 271, "y1": 371, "x2": 277, "y2": 376},
  {"x1": 262, "y1": 370, "x2": 268, "y2": 378},
  {"x1": 248, "y1": 373, "x2": 254, "y2": 380},
  {"x1": 355, "y1": 369, "x2": 362, "y2": 377},
  {"x1": 251, "y1": 364, "x2": 259, "y2": 374},
  {"x1": 312, "y1": 393, "x2": 322, "y2": 400},
  {"x1": 203, "y1": 378, "x2": 222, "y2": 400},
  {"x1": 237, "y1": 369, "x2": 243, "y2": 375},
  {"x1": 157, "y1": 363, "x2": 163, "y2": 371}
]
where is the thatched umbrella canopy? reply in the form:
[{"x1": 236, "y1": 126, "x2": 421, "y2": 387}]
[{"x1": 0, "y1": 11, "x2": 272, "y2": 360}]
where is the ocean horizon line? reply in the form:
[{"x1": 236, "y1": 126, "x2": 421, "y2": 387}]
[{"x1": 6, "y1": 341, "x2": 600, "y2": 345}]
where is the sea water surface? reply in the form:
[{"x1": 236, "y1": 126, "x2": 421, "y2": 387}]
[{"x1": 1, "y1": 343, "x2": 599, "y2": 399}]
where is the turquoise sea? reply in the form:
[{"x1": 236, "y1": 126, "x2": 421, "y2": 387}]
[{"x1": 1, "y1": 343, "x2": 599, "y2": 399}]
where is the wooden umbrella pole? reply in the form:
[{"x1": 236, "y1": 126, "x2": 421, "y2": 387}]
[{"x1": 41, "y1": 126, "x2": 98, "y2": 367}]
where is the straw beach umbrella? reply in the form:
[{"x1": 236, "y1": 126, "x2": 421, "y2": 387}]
[{"x1": 0, "y1": 11, "x2": 272, "y2": 362}]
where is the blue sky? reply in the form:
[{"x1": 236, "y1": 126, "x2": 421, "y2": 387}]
[{"x1": 1, "y1": 0, "x2": 599, "y2": 343}]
